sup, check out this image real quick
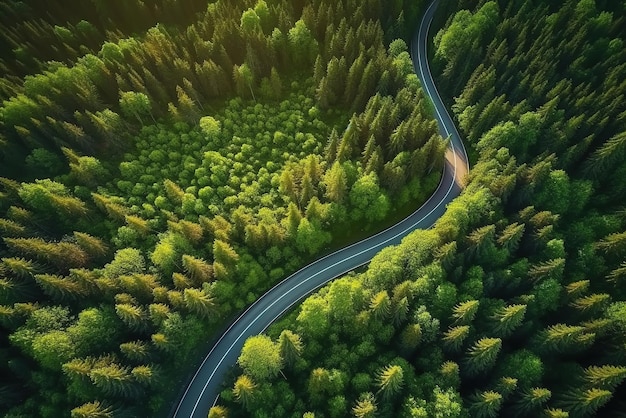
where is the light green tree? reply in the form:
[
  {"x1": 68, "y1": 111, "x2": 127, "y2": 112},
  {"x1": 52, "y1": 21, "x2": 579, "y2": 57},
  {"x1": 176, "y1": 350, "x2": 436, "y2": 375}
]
[
  {"x1": 352, "y1": 392, "x2": 377, "y2": 418},
  {"x1": 377, "y1": 364, "x2": 404, "y2": 399},
  {"x1": 233, "y1": 374, "x2": 257, "y2": 407},
  {"x1": 237, "y1": 335, "x2": 282, "y2": 381},
  {"x1": 119, "y1": 91, "x2": 153, "y2": 126}
]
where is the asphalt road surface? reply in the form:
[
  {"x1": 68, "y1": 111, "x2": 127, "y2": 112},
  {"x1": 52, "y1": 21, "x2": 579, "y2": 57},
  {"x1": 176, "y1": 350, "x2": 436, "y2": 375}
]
[{"x1": 171, "y1": 1, "x2": 468, "y2": 416}]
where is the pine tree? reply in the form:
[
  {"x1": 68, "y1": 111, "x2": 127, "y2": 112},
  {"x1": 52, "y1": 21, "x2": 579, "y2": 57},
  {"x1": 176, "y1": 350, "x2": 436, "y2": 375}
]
[
  {"x1": 73, "y1": 232, "x2": 108, "y2": 259},
  {"x1": 183, "y1": 287, "x2": 216, "y2": 319},
  {"x1": 583, "y1": 365, "x2": 626, "y2": 391},
  {"x1": 466, "y1": 224, "x2": 496, "y2": 260},
  {"x1": 442, "y1": 325, "x2": 470, "y2": 352},
  {"x1": 115, "y1": 303, "x2": 148, "y2": 332},
  {"x1": 163, "y1": 179, "x2": 185, "y2": 205},
  {"x1": 465, "y1": 337, "x2": 502, "y2": 376},
  {"x1": 369, "y1": 290, "x2": 391, "y2": 320},
  {"x1": 324, "y1": 161, "x2": 348, "y2": 203},
  {"x1": 62, "y1": 357, "x2": 95, "y2": 381},
  {"x1": 300, "y1": 174, "x2": 315, "y2": 207},
  {"x1": 182, "y1": 255, "x2": 213, "y2": 284},
  {"x1": 391, "y1": 296, "x2": 409, "y2": 326},
  {"x1": 469, "y1": 391, "x2": 503, "y2": 418},
  {"x1": 570, "y1": 294, "x2": 610, "y2": 315},
  {"x1": 91, "y1": 193, "x2": 128, "y2": 220},
  {"x1": 233, "y1": 374, "x2": 257, "y2": 407},
  {"x1": 377, "y1": 364, "x2": 404, "y2": 400},
  {"x1": 561, "y1": 388, "x2": 613, "y2": 417},
  {"x1": 352, "y1": 392, "x2": 377, "y2": 418},
  {"x1": 208, "y1": 406, "x2": 229, "y2": 418},
  {"x1": 70, "y1": 401, "x2": 114, "y2": 418},
  {"x1": 120, "y1": 341, "x2": 151, "y2": 363},
  {"x1": 540, "y1": 324, "x2": 595, "y2": 353},
  {"x1": 0, "y1": 218, "x2": 27, "y2": 237},
  {"x1": 2, "y1": 257, "x2": 38, "y2": 278},
  {"x1": 452, "y1": 299, "x2": 480, "y2": 325},
  {"x1": 399, "y1": 323, "x2": 422, "y2": 353},
  {"x1": 583, "y1": 131, "x2": 626, "y2": 179},
  {"x1": 278, "y1": 330, "x2": 303, "y2": 368},
  {"x1": 131, "y1": 365, "x2": 156, "y2": 386},
  {"x1": 34, "y1": 273, "x2": 84, "y2": 301},
  {"x1": 497, "y1": 222, "x2": 525, "y2": 252},
  {"x1": 528, "y1": 258, "x2": 565, "y2": 282},
  {"x1": 89, "y1": 362, "x2": 140, "y2": 398},
  {"x1": 126, "y1": 215, "x2": 151, "y2": 235},
  {"x1": 606, "y1": 262, "x2": 626, "y2": 284},
  {"x1": 491, "y1": 304, "x2": 526, "y2": 337},
  {"x1": 151, "y1": 333, "x2": 172, "y2": 353},
  {"x1": 565, "y1": 280, "x2": 590, "y2": 298},
  {"x1": 148, "y1": 303, "x2": 171, "y2": 326},
  {"x1": 286, "y1": 202, "x2": 302, "y2": 237},
  {"x1": 324, "y1": 128, "x2": 339, "y2": 163},
  {"x1": 512, "y1": 387, "x2": 551, "y2": 417}
]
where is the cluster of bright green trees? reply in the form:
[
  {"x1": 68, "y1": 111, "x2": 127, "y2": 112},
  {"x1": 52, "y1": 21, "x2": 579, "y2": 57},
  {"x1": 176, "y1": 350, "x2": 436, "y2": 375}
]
[
  {"x1": 0, "y1": 0, "x2": 440, "y2": 416},
  {"x1": 218, "y1": 0, "x2": 626, "y2": 417}
]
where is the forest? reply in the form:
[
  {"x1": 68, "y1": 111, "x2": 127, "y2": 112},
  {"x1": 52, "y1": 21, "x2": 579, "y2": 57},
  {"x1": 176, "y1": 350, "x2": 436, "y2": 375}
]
[
  {"x1": 0, "y1": 0, "x2": 441, "y2": 417},
  {"x1": 2, "y1": 0, "x2": 625, "y2": 417},
  {"x1": 213, "y1": 0, "x2": 626, "y2": 417}
]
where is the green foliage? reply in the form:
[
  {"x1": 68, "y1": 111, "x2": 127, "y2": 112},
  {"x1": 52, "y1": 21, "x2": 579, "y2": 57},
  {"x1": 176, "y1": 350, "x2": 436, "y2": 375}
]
[
  {"x1": 352, "y1": 392, "x2": 377, "y2": 418},
  {"x1": 119, "y1": 91, "x2": 152, "y2": 126},
  {"x1": 348, "y1": 172, "x2": 390, "y2": 223},
  {"x1": 7, "y1": 0, "x2": 626, "y2": 416},
  {"x1": 469, "y1": 390, "x2": 502, "y2": 418},
  {"x1": 377, "y1": 364, "x2": 404, "y2": 399},
  {"x1": 464, "y1": 338, "x2": 502, "y2": 376},
  {"x1": 233, "y1": 374, "x2": 257, "y2": 407},
  {"x1": 278, "y1": 330, "x2": 304, "y2": 368},
  {"x1": 199, "y1": 116, "x2": 221, "y2": 138},
  {"x1": 237, "y1": 335, "x2": 282, "y2": 381}
]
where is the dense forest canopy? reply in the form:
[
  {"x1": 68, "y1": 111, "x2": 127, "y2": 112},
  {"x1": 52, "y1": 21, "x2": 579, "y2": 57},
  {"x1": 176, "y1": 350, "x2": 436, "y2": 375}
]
[
  {"x1": 216, "y1": 0, "x2": 626, "y2": 417},
  {"x1": 0, "y1": 0, "x2": 438, "y2": 417}
]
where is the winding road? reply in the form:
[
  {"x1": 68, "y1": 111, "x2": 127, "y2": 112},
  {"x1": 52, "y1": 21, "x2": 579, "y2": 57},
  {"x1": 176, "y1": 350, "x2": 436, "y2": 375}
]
[{"x1": 171, "y1": 1, "x2": 468, "y2": 416}]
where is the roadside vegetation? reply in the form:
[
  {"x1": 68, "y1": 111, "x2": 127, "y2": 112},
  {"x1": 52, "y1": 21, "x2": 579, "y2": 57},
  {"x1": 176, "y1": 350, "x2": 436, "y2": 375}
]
[
  {"x1": 218, "y1": 0, "x2": 626, "y2": 417},
  {"x1": 0, "y1": 0, "x2": 439, "y2": 416}
]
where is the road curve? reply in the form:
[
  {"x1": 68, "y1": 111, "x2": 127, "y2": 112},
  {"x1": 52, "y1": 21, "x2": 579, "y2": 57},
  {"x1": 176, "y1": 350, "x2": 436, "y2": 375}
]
[{"x1": 171, "y1": 1, "x2": 468, "y2": 417}]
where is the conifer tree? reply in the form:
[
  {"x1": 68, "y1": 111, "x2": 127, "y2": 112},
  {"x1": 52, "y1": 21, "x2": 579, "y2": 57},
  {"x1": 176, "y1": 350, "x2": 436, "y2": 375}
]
[
  {"x1": 89, "y1": 362, "x2": 139, "y2": 398},
  {"x1": 583, "y1": 365, "x2": 626, "y2": 391},
  {"x1": 233, "y1": 374, "x2": 257, "y2": 408},
  {"x1": 512, "y1": 387, "x2": 551, "y2": 417},
  {"x1": 377, "y1": 364, "x2": 404, "y2": 400},
  {"x1": 452, "y1": 299, "x2": 480, "y2": 325},
  {"x1": 208, "y1": 406, "x2": 229, "y2": 418},
  {"x1": 369, "y1": 290, "x2": 391, "y2": 320},
  {"x1": 278, "y1": 330, "x2": 303, "y2": 368},
  {"x1": 491, "y1": 304, "x2": 526, "y2": 337},
  {"x1": 442, "y1": 325, "x2": 470, "y2": 352},
  {"x1": 183, "y1": 286, "x2": 216, "y2": 319},
  {"x1": 561, "y1": 388, "x2": 613, "y2": 417},
  {"x1": 352, "y1": 392, "x2": 377, "y2": 418},
  {"x1": 465, "y1": 337, "x2": 502, "y2": 376},
  {"x1": 120, "y1": 341, "x2": 151, "y2": 363},
  {"x1": 469, "y1": 390, "x2": 502, "y2": 418},
  {"x1": 70, "y1": 401, "x2": 115, "y2": 418}
]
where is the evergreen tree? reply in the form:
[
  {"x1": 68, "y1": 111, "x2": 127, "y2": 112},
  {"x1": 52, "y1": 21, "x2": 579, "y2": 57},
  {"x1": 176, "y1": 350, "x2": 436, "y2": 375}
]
[
  {"x1": 278, "y1": 330, "x2": 303, "y2": 368},
  {"x1": 491, "y1": 304, "x2": 526, "y2": 337},
  {"x1": 377, "y1": 364, "x2": 404, "y2": 400},
  {"x1": 512, "y1": 387, "x2": 551, "y2": 417},
  {"x1": 352, "y1": 392, "x2": 377, "y2": 418},
  {"x1": 469, "y1": 390, "x2": 502, "y2": 418},
  {"x1": 233, "y1": 374, "x2": 257, "y2": 408},
  {"x1": 465, "y1": 337, "x2": 502, "y2": 376}
]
